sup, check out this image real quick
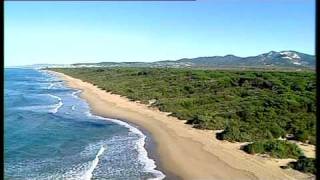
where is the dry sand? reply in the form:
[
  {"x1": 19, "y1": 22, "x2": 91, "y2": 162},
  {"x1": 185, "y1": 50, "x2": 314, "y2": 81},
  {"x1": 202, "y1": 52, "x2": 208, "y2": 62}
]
[{"x1": 51, "y1": 71, "x2": 315, "y2": 180}]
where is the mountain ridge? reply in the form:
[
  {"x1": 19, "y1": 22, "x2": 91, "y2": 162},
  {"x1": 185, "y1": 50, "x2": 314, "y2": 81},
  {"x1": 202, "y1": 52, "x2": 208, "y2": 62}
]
[
  {"x1": 12, "y1": 50, "x2": 314, "y2": 69},
  {"x1": 72, "y1": 50, "x2": 315, "y2": 69}
]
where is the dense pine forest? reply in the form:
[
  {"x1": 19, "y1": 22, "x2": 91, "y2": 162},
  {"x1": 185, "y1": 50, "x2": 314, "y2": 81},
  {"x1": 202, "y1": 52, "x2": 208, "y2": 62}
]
[{"x1": 50, "y1": 67, "x2": 316, "y2": 173}]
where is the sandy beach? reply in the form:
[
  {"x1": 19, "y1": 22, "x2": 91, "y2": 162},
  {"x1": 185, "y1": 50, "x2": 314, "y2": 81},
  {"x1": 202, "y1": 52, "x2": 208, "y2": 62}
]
[{"x1": 51, "y1": 71, "x2": 315, "y2": 180}]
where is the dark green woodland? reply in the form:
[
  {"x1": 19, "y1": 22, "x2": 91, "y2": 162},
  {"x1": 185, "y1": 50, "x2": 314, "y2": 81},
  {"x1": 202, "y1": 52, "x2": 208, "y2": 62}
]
[{"x1": 50, "y1": 67, "x2": 316, "y2": 173}]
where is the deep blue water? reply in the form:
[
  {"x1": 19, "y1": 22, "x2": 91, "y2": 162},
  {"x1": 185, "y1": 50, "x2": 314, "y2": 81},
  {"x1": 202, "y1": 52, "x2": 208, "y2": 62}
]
[{"x1": 4, "y1": 68, "x2": 165, "y2": 180}]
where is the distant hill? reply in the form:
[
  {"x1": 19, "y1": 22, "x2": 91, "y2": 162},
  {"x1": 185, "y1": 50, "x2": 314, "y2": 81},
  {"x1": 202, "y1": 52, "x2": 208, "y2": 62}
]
[
  {"x1": 72, "y1": 50, "x2": 315, "y2": 69},
  {"x1": 7, "y1": 64, "x2": 72, "y2": 69}
]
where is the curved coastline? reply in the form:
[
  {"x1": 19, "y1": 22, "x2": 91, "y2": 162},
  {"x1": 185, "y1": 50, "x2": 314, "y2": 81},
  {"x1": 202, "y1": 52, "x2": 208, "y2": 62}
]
[
  {"x1": 50, "y1": 70, "x2": 314, "y2": 180},
  {"x1": 42, "y1": 70, "x2": 166, "y2": 180}
]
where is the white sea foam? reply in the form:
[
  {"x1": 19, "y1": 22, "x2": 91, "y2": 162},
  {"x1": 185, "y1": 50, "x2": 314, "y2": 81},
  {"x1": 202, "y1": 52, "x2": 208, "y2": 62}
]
[
  {"x1": 47, "y1": 81, "x2": 63, "y2": 90},
  {"x1": 12, "y1": 94, "x2": 62, "y2": 113},
  {"x1": 52, "y1": 101, "x2": 63, "y2": 114},
  {"x1": 14, "y1": 105, "x2": 54, "y2": 113},
  {"x1": 71, "y1": 90, "x2": 82, "y2": 98},
  {"x1": 71, "y1": 105, "x2": 76, "y2": 111},
  {"x1": 38, "y1": 69, "x2": 62, "y2": 83},
  {"x1": 82, "y1": 146, "x2": 105, "y2": 180},
  {"x1": 60, "y1": 143, "x2": 106, "y2": 180},
  {"x1": 47, "y1": 83, "x2": 55, "y2": 89},
  {"x1": 86, "y1": 113, "x2": 166, "y2": 180},
  {"x1": 48, "y1": 94, "x2": 63, "y2": 113}
]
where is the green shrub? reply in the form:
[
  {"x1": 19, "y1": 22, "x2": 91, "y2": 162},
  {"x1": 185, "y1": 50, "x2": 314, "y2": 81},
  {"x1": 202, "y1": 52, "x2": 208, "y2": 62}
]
[
  {"x1": 289, "y1": 156, "x2": 316, "y2": 174},
  {"x1": 243, "y1": 140, "x2": 304, "y2": 159},
  {"x1": 216, "y1": 121, "x2": 252, "y2": 142}
]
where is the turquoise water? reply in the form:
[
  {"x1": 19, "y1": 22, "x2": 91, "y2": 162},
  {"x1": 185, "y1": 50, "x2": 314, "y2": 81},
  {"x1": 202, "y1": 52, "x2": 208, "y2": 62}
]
[{"x1": 4, "y1": 68, "x2": 165, "y2": 180}]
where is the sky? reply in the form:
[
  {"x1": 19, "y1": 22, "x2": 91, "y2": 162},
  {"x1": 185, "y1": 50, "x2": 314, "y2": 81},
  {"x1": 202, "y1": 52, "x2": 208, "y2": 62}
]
[{"x1": 4, "y1": 0, "x2": 315, "y2": 66}]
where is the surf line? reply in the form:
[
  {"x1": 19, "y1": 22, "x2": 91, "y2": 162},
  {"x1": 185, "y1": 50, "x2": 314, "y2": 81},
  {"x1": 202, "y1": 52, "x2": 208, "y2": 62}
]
[
  {"x1": 83, "y1": 146, "x2": 106, "y2": 180},
  {"x1": 48, "y1": 94, "x2": 63, "y2": 113}
]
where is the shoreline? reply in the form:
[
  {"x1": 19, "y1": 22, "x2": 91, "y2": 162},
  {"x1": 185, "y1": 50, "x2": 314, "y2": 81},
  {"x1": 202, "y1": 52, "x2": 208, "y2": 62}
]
[
  {"x1": 106, "y1": 115, "x2": 181, "y2": 180},
  {"x1": 132, "y1": 119, "x2": 182, "y2": 180},
  {"x1": 51, "y1": 70, "x2": 315, "y2": 180}
]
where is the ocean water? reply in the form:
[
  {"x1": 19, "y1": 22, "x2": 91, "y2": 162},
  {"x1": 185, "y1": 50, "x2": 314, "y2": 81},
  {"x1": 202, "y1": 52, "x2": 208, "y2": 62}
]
[{"x1": 4, "y1": 68, "x2": 165, "y2": 180}]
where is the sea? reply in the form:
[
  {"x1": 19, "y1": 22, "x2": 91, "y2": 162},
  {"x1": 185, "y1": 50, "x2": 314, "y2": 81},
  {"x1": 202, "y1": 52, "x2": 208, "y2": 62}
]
[{"x1": 4, "y1": 68, "x2": 165, "y2": 180}]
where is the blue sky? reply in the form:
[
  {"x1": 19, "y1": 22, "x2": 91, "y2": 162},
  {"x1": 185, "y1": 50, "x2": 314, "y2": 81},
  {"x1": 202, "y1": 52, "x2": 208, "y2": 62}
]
[{"x1": 5, "y1": 0, "x2": 315, "y2": 66}]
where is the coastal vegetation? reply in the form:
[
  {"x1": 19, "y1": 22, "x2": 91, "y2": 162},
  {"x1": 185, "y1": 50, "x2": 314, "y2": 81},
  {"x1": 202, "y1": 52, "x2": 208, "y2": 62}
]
[
  {"x1": 243, "y1": 140, "x2": 303, "y2": 159},
  {"x1": 50, "y1": 67, "x2": 316, "y2": 170},
  {"x1": 289, "y1": 156, "x2": 316, "y2": 174}
]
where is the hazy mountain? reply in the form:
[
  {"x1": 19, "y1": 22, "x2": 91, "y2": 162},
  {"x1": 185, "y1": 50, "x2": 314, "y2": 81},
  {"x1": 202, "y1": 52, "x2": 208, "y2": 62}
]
[
  {"x1": 51, "y1": 50, "x2": 316, "y2": 69},
  {"x1": 172, "y1": 51, "x2": 315, "y2": 68}
]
